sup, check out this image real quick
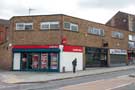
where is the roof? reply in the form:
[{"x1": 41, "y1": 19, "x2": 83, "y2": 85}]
[{"x1": 0, "y1": 19, "x2": 9, "y2": 26}]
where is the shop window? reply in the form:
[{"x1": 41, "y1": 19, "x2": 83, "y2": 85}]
[
  {"x1": 64, "y1": 22, "x2": 78, "y2": 32},
  {"x1": 40, "y1": 21, "x2": 59, "y2": 30},
  {"x1": 41, "y1": 53, "x2": 48, "y2": 69},
  {"x1": 16, "y1": 23, "x2": 33, "y2": 30},
  {"x1": 32, "y1": 53, "x2": 39, "y2": 69},
  {"x1": 112, "y1": 31, "x2": 124, "y2": 39},
  {"x1": 50, "y1": 53, "x2": 58, "y2": 69},
  {"x1": 88, "y1": 27, "x2": 105, "y2": 36}
]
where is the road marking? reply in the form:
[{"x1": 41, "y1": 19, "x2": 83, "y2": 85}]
[
  {"x1": 60, "y1": 75, "x2": 135, "y2": 90},
  {"x1": 0, "y1": 83, "x2": 32, "y2": 89},
  {"x1": 61, "y1": 79, "x2": 105, "y2": 88},
  {"x1": 106, "y1": 82, "x2": 132, "y2": 90}
]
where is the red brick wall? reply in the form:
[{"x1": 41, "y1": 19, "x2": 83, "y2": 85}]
[{"x1": 0, "y1": 25, "x2": 7, "y2": 44}]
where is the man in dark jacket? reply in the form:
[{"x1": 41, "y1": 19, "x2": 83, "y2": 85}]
[{"x1": 72, "y1": 58, "x2": 77, "y2": 73}]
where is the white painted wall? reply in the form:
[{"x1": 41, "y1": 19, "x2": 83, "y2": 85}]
[
  {"x1": 60, "y1": 52, "x2": 83, "y2": 72},
  {"x1": 13, "y1": 53, "x2": 21, "y2": 70}
]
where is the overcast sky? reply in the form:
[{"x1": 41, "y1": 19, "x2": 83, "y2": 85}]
[{"x1": 0, "y1": 0, "x2": 135, "y2": 24}]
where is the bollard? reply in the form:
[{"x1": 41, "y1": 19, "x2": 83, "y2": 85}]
[{"x1": 62, "y1": 66, "x2": 65, "y2": 73}]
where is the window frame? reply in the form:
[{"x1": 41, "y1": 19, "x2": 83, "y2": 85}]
[
  {"x1": 129, "y1": 35, "x2": 135, "y2": 41},
  {"x1": 16, "y1": 23, "x2": 25, "y2": 30},
  {"x1": 24, "y1": 23, "x2": 33, "y2": 30},
  {"x1": 64, "y1": 22, "x2": 78, "y2": 32},
  {"x1": 40, "y1": 21, "x2": 60, "y2": 30},
  {"x1": 70, "y1": 23, "x2": 78, "y2": 31},
  {"x1": 128, "y1": 41, "x2": 135, "y2": 48},
  {"x1": 88, "y1": 27, "x2": 105, "y2": 36},
  {"x1": 112, "y1": 31, "x2": 124, "y2": 39},
  {"x1": 16, "y1": 23, "x2": 33, "y2": 30}
]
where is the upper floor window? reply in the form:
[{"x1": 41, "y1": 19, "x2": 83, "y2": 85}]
[
  {"x1": 129, "y1": 35, "x2": 135, "y2": 41},
  {"x1": 64, "y1": 22, "x2": 78, "y2": 31},
  {"x1": 112, "y1": 31, "x2": 124, "y2": 39},
  {"x1": 128, "y1": 41, "x2": 135, "y2": 48},
  {"x1": 40, "y1": 21, "x2": 59, "y2": 30},
  {"x1": 131, "y1": 21, "x2": 135, "y2": 32},
  {"x1": 0, "y1": 31, "x2": 2, "y2": 42},
  {"x1": 16, "y1": 23, "x2": 33, "y2": 30},
  {"x1": 88, "y1": 27, "x2": 105, "y2": 36}
]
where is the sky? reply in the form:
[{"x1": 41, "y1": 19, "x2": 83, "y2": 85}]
[{"x1": 0, "y1": 0, "x2": 135, "y2": 24}]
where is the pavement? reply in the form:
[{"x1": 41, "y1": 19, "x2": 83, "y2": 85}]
[{"x1": 0, "y1": 65, "x2": 135, "y2": 84}]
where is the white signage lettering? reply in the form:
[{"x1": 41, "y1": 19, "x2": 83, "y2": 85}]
[{"x1": 110, "y1": 49, "x2": 127, "y2": 55}]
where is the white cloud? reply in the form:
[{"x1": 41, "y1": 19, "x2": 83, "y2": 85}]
[
  {"x1": 79, "y1": 0, "x2": 135, "y2": 9},
  {"x1": 0, "y1": 0, "x2": 135, "y2": 24}
]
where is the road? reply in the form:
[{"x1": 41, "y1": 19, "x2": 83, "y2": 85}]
[{"x1": 0, "y1": 68, "x2": 135, "y2": 90}]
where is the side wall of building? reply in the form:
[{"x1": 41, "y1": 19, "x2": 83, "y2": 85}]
[
  {"x1": 106, "y1": 12, "x2": 129, "y2": 30},
  {"x1": 0, "y1": 43, "x2": 12, "y2": 70}
]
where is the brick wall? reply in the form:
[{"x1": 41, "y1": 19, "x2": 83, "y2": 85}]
[
  {"x1": 62, "y1": 15, "x2": 128, "y2": 50},
  {"x1": 0, "y1": 25, "x2": 7, "y2": 44},
  {"x1": 0, "y1": 43, "x2": 12, "y2": 70}
]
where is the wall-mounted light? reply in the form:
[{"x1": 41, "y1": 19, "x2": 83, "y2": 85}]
[
  {"x1": 8, "y1": 43, "x2": 12, "y2": 47},
  {"x1": 116, "y1": 42, "x2": 120, "y2": 46}
]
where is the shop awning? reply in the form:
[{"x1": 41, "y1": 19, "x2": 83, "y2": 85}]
[{"x1": 13, "y1": 48, "x2": 60, "y2": 53}]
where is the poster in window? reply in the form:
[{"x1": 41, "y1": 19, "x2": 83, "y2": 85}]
[
  {"x1": 50, "y1": 53, "x2": 58, "y2": 69},
  {"x1": 41, "y1": 53, "x2": 48, "y2": 69},
  {"x1": 32, "y1": 54, "x2": 39, "y2": 69}
]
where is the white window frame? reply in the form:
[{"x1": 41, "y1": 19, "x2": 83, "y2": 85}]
[
  {"x1": 40, "y1": 22, "x2": 50, "y2": 30},
  {"x1": 64, "y1": 22, "x2": 70, "y2": 30},
  {"x1": 25, "y1": 23, "x2": 33, "y2": 30},
  {"x1": 64, "y1": 22, "x2": 78, "y2": 32},
  {"x1": 128, "y1": 41, "x2": 135, "y2": 48},
  {"x1": 112, "y1": 31, "x2": 124, "y2": 39},
  {"x1": 49, "y1": 21, "x2": 59, "y2": 29},
  {"x1": 16, "y1": 23, "x2": 33, "y2": 30},
  {"x1": 40, "y1": 21, "x2": 59, "y2": 30},
  {"x1": 16, "y1": 23, "x2": 25, "y2": 30},
  {"x1": 88, "y1": 27, "x2": 105, "y2": 36},
  {"x1": 70, "y1": 23, "x2": 78, "y2": 31},
  {"x1": 129, "y1": 35, "x2": 135, "y2": 41}
]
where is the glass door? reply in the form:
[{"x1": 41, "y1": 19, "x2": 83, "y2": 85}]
[{"x1": 21, "y1": 53, "x2": 28, "y2": 70}]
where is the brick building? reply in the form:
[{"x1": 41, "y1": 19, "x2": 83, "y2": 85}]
[
  {"x1": 106, "y1": 11, "x2": 135, "y2": 65},
  {"x1": 0, "y1": 12, "x2": 134, "y2": 72},
  {"x1": 0, "y1": 19, "x2": 9, "y2": 44},
  {"x1": 0, "y1": 19, "x2": 10, "y2": 70}
]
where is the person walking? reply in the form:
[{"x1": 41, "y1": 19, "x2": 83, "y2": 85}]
[{"x1": 72, "y1": 58, "x2": 77, "y2": 73}]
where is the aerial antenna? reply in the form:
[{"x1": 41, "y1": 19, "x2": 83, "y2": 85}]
[{"x1": 28, "y1": 8, "x2": 35, "y2": 15}]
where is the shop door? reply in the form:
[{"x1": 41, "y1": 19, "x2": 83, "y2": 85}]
[
  {"x1": 21, "y1": 53, "x2": 40, "y2": 70},
  {"x1": 21, "y1": 53, "x2": 28, "y2": 70}
]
